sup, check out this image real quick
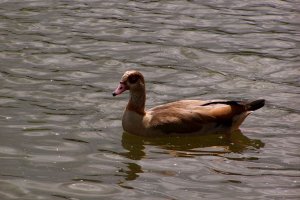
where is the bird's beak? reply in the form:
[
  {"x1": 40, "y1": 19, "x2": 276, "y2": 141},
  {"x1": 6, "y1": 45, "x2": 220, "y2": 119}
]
[{"x1": 112, "y1": 82, "x2": 128, "y2": 96}]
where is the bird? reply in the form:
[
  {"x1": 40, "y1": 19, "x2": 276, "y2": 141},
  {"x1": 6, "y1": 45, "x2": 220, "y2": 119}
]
[{"x1": 112, "y1": 70, "x2": 265, "y2": 136}]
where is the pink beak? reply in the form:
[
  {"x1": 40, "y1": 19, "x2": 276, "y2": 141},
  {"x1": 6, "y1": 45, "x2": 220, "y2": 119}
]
[{"x1": 112, "y1": 82, "x2": 128, "y2": 96}]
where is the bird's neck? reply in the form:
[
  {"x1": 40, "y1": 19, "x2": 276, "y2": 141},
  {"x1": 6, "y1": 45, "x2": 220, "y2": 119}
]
[{"x1": 127, "y1": 88, "x2": 146, "y2": 115}]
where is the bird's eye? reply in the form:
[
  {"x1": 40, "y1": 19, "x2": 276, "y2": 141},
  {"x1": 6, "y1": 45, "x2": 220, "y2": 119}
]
[{"x1": 128, "y1": 75, "x2": 138, "y2": 84}]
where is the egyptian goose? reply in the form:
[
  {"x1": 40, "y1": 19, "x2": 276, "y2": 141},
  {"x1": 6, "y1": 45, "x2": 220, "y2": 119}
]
[{"x1": 112, "y1": 70, "x2": 265, "y2": 136}]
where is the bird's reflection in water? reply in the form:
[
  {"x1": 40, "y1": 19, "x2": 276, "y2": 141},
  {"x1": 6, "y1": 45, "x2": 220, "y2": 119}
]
[
  {"x1": 119, "y1": 130, "x2": 264, "y2": 184},
  {"x1": 122, "y1": 130, "x2": 264, "y2": 158}
]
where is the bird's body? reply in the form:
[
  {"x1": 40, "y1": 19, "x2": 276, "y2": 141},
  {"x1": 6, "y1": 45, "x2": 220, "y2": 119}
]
[{"x1": 113, "y1": 70, "x2": 265, "y2": 136}]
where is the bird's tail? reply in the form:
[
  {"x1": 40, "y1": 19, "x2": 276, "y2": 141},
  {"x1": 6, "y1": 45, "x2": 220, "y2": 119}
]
[{"x1": 246, "y1": 99, "x2": 265, "y2": 111}]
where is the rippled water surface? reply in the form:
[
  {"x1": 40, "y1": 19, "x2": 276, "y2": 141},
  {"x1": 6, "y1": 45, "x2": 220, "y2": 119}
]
[{"x1": 1, "y1": 0, "x2": 299, "y2": 199}]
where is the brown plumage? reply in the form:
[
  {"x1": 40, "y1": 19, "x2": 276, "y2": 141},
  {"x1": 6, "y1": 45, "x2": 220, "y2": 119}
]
[{"x1": 112, "y1": 70, "x2": 265, "y2": 136}]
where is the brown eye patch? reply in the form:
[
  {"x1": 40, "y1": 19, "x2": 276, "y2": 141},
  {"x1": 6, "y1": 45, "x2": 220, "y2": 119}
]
[{"x1": 128, "y1": 75, "x2": 139, "y2": 84}]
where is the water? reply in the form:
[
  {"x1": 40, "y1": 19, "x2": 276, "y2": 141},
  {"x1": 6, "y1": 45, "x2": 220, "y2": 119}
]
[{"x1": 0, "y1": 0, "x2": 299, "y2": 199}]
